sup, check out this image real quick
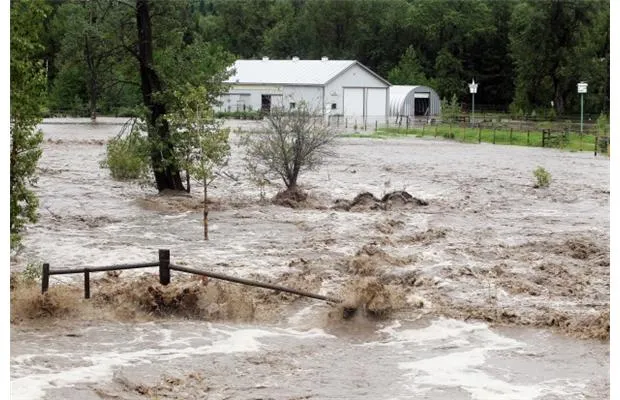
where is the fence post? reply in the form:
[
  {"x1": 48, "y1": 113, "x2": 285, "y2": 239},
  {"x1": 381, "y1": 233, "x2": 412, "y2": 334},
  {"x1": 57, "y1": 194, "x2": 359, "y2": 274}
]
[
  {"x1": 345, "y1": 118, "x2": 347, "y2": 129},
  {"x1": 337, "y1": 115, "x2": 340, "y2": 128},
  {"x1": 527, "y1": 130, "x2": 530, "y2": 146},
  {"x1": 406, "y1": 118, "x2": 409, "y2": 131},
  {"x1": 364, "y1": 118, "x2": 367, "y2": 131},
  {"x1": 84, "y1": 269, "x2": 90, "y2": 299},
  {"x1": 42, "y1": 263, "x2": 50, "y2": 294},
  {"x1": 375, "y1": 120, "x2": 378, "y2": 132},
  {"x1": 159, "y1": 249, "x2": 170, "y2": 285},
  {"x1": 493, "y1": 125, "x2": 496, "y2": 144},
  {"x1": 509, "y1": 128, "x2": 513, "y2": 144},
  {"x1": 595, "y1": 134, "x2": 599, "y2": 157},
  {"x1": 435, "y1": 125, "x2": 437, "y2": 137},
  {"x1": 542, "y1": 130, "x2": 546, "y2": 148},
  {"x1": 478, "y1": 125, "x2": 481, "y2": 143},
  {"x1": 462, "y1": 125, "x2": 466, "y2": 142}
]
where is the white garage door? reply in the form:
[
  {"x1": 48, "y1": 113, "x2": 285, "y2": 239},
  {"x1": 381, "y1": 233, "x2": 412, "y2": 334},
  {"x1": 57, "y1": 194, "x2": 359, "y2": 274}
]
[
  {"x1": 343, "y1": 88, "x2": 364, "y2": 117},
  {"x1": 366, "y1": 88, "x2": 387, "y2": 118}
]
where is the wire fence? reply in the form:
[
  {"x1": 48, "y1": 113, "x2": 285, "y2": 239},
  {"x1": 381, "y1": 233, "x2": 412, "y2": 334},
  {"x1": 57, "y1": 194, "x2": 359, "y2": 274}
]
[{"x1": 327, "y1": 114, "x2": 610, "y2": 155}]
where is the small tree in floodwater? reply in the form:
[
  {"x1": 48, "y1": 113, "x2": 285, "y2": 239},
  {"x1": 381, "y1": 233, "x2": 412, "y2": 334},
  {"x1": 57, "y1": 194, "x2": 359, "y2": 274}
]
[
  {"x1": 242, "y1": 102, "x2": 336, "y2": 200},
  {"x1": 168, "y1": 85, "x2": 230, "y2": 240}
]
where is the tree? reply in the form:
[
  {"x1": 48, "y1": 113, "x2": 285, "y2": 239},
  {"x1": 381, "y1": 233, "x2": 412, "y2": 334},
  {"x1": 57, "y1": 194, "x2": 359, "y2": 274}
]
[
  {"x1": 124, "y1": 0, "x2": 234, "y2": 192},
  {"x1": 242, "y1": 102, "x2": 336, "y2": 198},
  {"x1": 51, "y1": 1, "x2": 120, "y2": 119},
  {"x1": 168, "y1": 86, "x2": 230, "y2": 240},
  {"x1": 509, "y1": 0, "x2": 606, "y2": 115},
  {"x1": 10, "y1": 0, "x2": 50, "y2": 248},
  {"x1": 387, "y1": 46, "x2": 429, "y2": 85}
]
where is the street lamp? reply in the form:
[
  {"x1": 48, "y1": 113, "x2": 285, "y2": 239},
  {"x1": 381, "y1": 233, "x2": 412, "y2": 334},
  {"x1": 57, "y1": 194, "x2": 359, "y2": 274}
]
[
  {"x1": 469, "y1": 79, "x2": 478, "y2": 125},
  {"x1": 577, "y1": 82, "x2": 588, "y2": 134}
]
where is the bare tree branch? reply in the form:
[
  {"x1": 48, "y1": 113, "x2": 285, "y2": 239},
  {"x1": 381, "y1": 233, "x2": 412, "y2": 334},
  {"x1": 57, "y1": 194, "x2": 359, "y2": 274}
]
[{"x1": 242, "y1": 101, "x2": 336, "y2": 193}]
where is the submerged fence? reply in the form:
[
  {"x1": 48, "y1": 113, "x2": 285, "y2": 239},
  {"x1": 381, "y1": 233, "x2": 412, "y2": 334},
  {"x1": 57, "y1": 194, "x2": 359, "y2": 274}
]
[{"x1": 41, "y1": 249, "x2": 340, "y2": 303}]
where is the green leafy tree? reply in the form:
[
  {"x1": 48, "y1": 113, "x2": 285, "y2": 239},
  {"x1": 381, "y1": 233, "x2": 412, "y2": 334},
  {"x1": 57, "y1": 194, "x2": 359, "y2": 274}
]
[
  {"x1": 387, "y1": 46, "x2": 429, "y2": 86},
  {"x1": 47, "y1": 0, "x2": 141, "y2": 118},
  {"x1": 440, "y1": 94, "x2": 461, "y2": 123},
  {"x1": 168, "y1": 86, "x2": 230, "y2": 240},
  {"x1": 107, "y1": 0, "x2": 235, "y2": 192},
  {"x1": 509, "y1": 0, "x2": 606, "y2": 115},
  {"x1": 10, "y1": 0, "x2": 50, "y2": 248}
]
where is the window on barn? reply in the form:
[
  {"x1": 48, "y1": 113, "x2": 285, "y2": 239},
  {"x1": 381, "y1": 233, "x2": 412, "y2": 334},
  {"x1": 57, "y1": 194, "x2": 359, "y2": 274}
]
[
  {"x1": 331, "y1": 103, "x2": 337, "y2": 110},
  {"x1": 290, "y1": 102, "x2": 296, "y2": 109}
]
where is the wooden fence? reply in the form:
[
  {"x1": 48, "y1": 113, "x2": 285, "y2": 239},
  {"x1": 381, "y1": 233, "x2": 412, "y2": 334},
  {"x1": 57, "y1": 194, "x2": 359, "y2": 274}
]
[{"x1": 41, "y1": 249, "x2": 340, "y2": 304}]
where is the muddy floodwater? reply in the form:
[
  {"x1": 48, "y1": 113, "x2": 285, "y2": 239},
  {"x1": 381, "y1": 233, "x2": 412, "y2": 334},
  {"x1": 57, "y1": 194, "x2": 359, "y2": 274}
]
[{"x1": 10, "y1": 118, "x2": 610, "y2": 399}]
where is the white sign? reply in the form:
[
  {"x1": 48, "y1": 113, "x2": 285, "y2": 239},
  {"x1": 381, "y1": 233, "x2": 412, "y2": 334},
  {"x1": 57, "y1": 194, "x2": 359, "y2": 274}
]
[
  {"x1": 577, "y1": 82, "x2": 588, "y2": 93},
  {"x1": 468, "y1": 79, "x2": 478, "y2": 94}
]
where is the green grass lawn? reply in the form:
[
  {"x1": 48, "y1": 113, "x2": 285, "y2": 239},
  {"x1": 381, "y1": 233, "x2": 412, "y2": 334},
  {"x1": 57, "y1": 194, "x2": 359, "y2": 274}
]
[{"x1": 342, "y1": 124, "x2": 609, "y2": 154}]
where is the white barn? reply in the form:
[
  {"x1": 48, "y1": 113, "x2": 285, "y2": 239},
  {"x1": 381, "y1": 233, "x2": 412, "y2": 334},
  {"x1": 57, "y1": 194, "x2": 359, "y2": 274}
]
[{"x1": 218, "y1": 57, "x2": 390, "y2": 123}]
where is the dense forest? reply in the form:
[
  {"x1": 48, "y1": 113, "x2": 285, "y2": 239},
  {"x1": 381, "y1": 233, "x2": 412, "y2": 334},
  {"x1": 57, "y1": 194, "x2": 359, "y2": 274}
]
[{"x1": 37, "y1": 0, "x2": 609, "y2": 118}]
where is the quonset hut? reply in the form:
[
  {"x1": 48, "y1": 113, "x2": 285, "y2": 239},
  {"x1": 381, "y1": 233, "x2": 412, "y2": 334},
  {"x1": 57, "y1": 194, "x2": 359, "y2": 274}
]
[{"x1": 389, "y1": 85, "x2": 441, "y2": 123}]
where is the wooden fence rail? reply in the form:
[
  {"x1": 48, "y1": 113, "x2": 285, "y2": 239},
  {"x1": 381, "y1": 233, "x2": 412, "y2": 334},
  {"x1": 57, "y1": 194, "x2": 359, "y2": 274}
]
[
  {"x1": 41, "y1": 249, "x2": 339, "y2": 304},
  {"x1": 169, "y1": 263, "x2": 340, "y2": 303}
]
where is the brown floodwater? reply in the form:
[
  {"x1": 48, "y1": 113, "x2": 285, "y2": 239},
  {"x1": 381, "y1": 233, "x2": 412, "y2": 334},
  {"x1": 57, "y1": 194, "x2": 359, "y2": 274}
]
[{"x1": 10, "y1": 118, "x2": 610, "y2": 399}]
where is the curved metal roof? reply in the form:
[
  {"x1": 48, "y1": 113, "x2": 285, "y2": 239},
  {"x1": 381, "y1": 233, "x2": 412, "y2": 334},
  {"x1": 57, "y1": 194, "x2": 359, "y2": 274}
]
[{"x1": 389, "y1": 85, "x2": 441, "y2": 116}]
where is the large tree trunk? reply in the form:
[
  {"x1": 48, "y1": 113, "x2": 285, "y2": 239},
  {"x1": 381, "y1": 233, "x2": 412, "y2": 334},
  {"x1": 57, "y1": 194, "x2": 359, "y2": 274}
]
[{"x1": 136, "y1": 0, "x2": 185, "y2": 192}]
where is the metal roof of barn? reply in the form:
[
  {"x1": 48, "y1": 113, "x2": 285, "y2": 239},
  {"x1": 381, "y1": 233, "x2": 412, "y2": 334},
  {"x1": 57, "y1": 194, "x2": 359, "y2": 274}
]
[{"x1": 225, "y1": 59, "x2": 390, "y2": 86}]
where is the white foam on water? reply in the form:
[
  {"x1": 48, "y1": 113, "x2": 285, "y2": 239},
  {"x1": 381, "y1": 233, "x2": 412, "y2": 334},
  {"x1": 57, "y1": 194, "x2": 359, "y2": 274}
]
[
  {"x1": 400, "y1": 348, "x2": 542, "y2": 400},
  {"x1": 384, "y1": 318, "x2": 590, "y2": 400},
  {"x1": 10, "y1": 324, "x2": 333, "y2": 400},
  {"x1": 371, "y1": 318, "x2": 521, "y2": 349}
]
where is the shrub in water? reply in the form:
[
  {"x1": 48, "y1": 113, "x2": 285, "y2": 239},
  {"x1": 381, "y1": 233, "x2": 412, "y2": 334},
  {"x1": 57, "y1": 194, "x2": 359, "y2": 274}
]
[
  {"x1": 101, "y1": 124, "x2": 150, "y2": 181},
  {"x1": 533, "y1": 166, "x2": 551, "y2": 188}
]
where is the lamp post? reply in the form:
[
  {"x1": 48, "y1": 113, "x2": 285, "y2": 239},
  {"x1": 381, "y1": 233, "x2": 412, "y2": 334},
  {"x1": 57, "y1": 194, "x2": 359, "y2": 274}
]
[
  {"x1": 468, "y1": 79, "x2": 478, "y2": 126},
  {"x1": 577, "y1": 82, "x2": 588, "y2": 134}
]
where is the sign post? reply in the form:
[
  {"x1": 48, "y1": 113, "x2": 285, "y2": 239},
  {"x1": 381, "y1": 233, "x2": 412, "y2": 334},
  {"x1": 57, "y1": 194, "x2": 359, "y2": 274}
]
[
  {"x1": 577, "y1": 82, "x2": 588, "y2": 134},
  {"x1": 469, "y1": 79, "x2": 478, "y2": 126}
]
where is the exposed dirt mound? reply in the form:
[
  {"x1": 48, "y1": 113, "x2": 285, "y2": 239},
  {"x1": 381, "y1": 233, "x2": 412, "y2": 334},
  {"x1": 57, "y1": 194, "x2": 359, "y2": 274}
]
[
  {"x1": 336, "y1": 277, "x2": 407, "y2": 319},
  {"x1": 334, "y1": 191, "x2": 428, "y2": 211},
  {"x1": 344, "y1": 243, "x2": 413, "y2": 276}
]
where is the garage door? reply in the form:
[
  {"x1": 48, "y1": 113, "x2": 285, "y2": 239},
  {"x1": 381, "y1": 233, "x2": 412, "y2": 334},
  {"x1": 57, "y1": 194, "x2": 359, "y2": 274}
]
[
  {"x1": 343, "y1": 88, "x2": 364, "y2": 117},
  {"x1": 366, "y1": 88, "x2": 386, "y2": 119}
]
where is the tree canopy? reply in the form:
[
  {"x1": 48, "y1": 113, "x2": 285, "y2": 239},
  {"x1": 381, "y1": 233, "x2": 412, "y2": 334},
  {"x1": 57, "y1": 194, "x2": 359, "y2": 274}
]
[{"x1": 40, "y1": 0, "x2": 608, "y2": 117}]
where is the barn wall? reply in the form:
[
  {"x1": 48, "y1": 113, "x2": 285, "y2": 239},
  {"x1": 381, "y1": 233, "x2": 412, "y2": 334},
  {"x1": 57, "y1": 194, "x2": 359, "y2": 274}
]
[
  {"x1": 325, "y1": 64, "x2": 389, "y2": 122},
  {"x1": 218, "y1": 85, "x2": 323, "y2": 112}
]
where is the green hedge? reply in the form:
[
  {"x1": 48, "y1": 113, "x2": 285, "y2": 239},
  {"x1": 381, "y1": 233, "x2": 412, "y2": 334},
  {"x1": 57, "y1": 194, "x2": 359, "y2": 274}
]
[{"x1": 215, "y1": 111, "x2": 263, "y2": 120}]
